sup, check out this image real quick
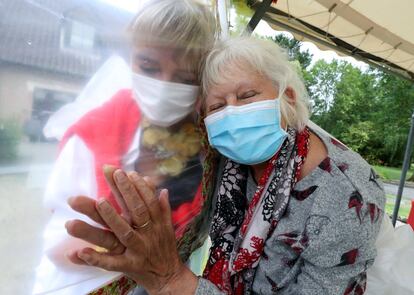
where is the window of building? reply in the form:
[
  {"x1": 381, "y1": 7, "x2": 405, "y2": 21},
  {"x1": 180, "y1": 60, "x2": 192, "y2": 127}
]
[
  {"x1": 61, "y1": 20, "x2": 96, "y2": 52},
  {"x1": 24, "y1": 88, "x2": 76, "y2": 142}
]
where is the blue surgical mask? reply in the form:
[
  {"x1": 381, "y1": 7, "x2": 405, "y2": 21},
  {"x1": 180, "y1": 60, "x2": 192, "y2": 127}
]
[{"x1": 204, "y1": 99, "x2": 287, "y2": 165}]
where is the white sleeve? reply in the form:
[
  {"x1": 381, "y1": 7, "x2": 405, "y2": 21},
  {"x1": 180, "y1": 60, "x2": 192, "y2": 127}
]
[
  {"x1": 34, "y1": 136, "x2": 120, "y2": 295},
  {"x1": 44, "y1": 135, "x2": 98, "y2": 211}
]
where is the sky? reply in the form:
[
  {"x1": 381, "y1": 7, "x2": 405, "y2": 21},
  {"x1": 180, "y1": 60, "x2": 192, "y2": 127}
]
[
  {"x1": 254, "y1": 20, "x2": 367, "y2": 69},
  {"x1": 99, "y1": 0, "x2": 367, "y2": 69}
]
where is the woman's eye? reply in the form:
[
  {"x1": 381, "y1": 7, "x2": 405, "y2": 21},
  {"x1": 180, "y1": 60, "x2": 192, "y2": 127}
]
[
  {"x1": 174, "y1": 74, "x2": 197, "y2": 85},
  {"x1": 140, "y1": 66, "x2": 160, "y2": 75},
  {"x1": 176, "y1": 77, "x2": 196, "y2": 85},
  {"x1": 182, "y1": 78, "x2": 197, "y2": 85},
  {"x1": 238, "y1": 91, "x2": 257, "y2": 100},
  {"x1": 208, "y1": 104, "x2": 224, "y2": 113}
]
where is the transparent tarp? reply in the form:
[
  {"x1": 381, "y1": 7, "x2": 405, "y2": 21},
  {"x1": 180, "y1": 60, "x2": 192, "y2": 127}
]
[{"x1": 0, "y1": 0, "x2": 220, "y2": 293}]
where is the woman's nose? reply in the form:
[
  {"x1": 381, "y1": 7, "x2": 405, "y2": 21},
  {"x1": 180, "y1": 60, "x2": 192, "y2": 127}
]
[
  {"x1": 159, "y1": 72, "x2": 174, "y2": 82},
  {"x1": 226, "y1": 95, "x2": 238, "y2": 106}
]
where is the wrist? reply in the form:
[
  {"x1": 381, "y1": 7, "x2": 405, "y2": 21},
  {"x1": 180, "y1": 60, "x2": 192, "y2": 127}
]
[{"x1": 157, "y1": 264, "x2": 198, "y2": 295}]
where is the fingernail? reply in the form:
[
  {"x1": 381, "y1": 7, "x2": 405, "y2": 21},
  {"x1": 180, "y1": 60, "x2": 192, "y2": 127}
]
[
  {"x1": 98, "y1": 199, "x2": 109, "y2": 208},
  {"x1": 114, "y1": 170, "x2": 125, "y2": 181},
  {"x1": 64, "y1": 220, "x2": 72, "y2": 230},
  {"x1": 78, "y1": 251, "x2": 90, "y2": 261},
  {"x1": 129, "y1": 172, "x2": 139, "y2": 181},
  {"x1": 161, "y1": 189, "x2": 169, "y2": 201},
  {"x1": 64, "y1": 250, "x2": 75, "y2": 260},
  {"x1": 67, "y1": 196, "x2": 75, "y2": 206},
  {"x1": 103, "y1": 164, "x2": 115, "y2": 171},
  {"x1": 97, "y1": 199, "x2": 112, "y2": 213},
  {"x1": 64, "y1": 251, "x2": 71, "y2": 261}
]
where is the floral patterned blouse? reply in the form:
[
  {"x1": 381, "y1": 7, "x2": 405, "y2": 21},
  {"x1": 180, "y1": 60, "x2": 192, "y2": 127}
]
[{"x1": 196, "y1": 126, "x2": 385, "y2": 295}]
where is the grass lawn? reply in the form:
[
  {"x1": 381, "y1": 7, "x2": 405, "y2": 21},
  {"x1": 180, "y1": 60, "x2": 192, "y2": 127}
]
[
  {"x1": 373, "y1": 165, "x2": 414, "y2": 181},
  {"x1": 371, "y1": 165, "x2": 413, "y2": 220},
  {"x1": 385, "y1": 194, "x2": 412, "y2": 219}
]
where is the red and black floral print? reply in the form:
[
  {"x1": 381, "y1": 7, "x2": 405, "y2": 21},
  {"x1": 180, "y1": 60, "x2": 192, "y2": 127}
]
[{"x1": 203, "y1": 127, "x2": 310, "y2": 294}]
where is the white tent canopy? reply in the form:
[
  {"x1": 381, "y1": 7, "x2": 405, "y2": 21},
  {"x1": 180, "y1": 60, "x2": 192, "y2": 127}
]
[{"x1": 249, "y1": 0, "x2": 414, "y2": 81}]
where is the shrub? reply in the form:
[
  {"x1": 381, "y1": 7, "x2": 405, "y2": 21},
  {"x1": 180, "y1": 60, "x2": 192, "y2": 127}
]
[{"x1": 0, "y1": 119, "x2": 21, "y2": 162}]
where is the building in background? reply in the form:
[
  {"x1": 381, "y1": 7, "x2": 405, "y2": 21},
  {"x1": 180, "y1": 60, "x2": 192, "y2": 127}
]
[{"x1": 0, "y1": 0, "x2": 132, "y2": 141}]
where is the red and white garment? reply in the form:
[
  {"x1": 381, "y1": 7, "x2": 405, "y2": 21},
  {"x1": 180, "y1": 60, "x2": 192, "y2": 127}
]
[{"x1": 34, "y1": 56, "x2": 203, "y2": 294}]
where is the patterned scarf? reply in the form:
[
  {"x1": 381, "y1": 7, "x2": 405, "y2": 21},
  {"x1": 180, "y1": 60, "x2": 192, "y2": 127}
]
[{"x1": 203, "y1": 127, "x2": 310, "y2": 294}]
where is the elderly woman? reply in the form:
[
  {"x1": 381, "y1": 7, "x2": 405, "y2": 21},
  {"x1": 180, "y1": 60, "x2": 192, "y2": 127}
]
[{"x1": 66, "y1": 37, "x2": 385, "y2": 295}]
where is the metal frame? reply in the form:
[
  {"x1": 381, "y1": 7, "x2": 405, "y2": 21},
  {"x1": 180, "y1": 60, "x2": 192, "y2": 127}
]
[
  {"x1": 392, "y1": 112, "x2": 414, "y2": 225},
  {"x1": 244, "y1": 0, "x2": 274, "y2": 35},
  {"x1": 248, "y1": 2, "x2": 414, "y2": 83}
]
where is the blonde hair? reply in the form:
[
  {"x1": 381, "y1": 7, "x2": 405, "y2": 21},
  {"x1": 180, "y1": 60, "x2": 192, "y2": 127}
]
[
  {"x1": 128, "y1": 0, "x2": 218, "y2": 75},
  {"x1": 202, "y1": 37, "x2": 310, "y2": 131}
]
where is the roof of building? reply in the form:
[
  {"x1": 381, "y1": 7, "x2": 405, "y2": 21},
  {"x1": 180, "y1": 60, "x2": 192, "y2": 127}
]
[{"x1": 0, "y1": 0, "x2": 132, "y2": 77}]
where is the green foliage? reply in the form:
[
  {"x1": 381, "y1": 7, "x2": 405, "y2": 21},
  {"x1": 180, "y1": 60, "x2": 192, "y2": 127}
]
[
  {"x1": 371, "y1": 72, "x2": 414, "y2": 166},
  {"x1": 270, "y1": 35, "x2": 313, "y2": 69},
  {"x1": 269, "y1": 34, "x2": 314, "y2": 98},
  {"x1": 229, "y1": 0, "x2": 253, "y2": 35},
  {"x1": 0, "y1": 119, "x2": 21, "y2": 162},
  {"x1": 307, "y1": 60, "x2": 341, "y2": 115},
  {"x1": 341, "y1": 121, "x2": 373, "y2": 153},
  {"x1": 308, "y1": 56, "x2": 414, "y2": 167}
]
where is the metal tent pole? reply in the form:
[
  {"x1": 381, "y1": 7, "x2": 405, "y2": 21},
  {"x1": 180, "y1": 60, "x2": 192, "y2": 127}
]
[
  {"x1": 392, "y1": 112, "x2": 414, "y2": 226},
  {"x1": 244, "y1": 0, "x2": 274, "y2": 35}
]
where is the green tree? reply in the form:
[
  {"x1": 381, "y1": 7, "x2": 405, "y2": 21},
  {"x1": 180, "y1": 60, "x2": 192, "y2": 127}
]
[
  {"x1": 270, "y1": 35, "x2": 312, "y2": 69},
  {"x1": 307, "y1": 58, "x2": 414, "y2": 166},
  {"x1": 230, "y1": 0, "x2": 253, "y2": 35},
  {"x1": 308, "y1": 60, "x2": 382, "y2": 163},
  {"x1": 269, "y1": 34, "x2": 314, "y2": 99},
  {"x1": 372, "y1": 71, "x2": 414, "y2": 166},
  {"x1": 307, "y1": 60, "x2": 340, "y2": 118}
]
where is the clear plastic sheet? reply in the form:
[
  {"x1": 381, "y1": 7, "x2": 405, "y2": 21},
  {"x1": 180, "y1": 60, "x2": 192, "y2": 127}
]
[
  {"x1": 0, "y1": 0, "x2": 220, "y2": 294},
  {"x1": 5, "y1": 1, "x2": 414, "y2": 294},
  {"x1": 366, "y1": 216, "x2": 414, "y2": 295}
]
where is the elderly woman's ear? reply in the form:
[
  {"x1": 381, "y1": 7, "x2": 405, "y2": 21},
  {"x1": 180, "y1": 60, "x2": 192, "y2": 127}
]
[{"x1": 283, "y1": 86, "x2": 296, "y2": 105}]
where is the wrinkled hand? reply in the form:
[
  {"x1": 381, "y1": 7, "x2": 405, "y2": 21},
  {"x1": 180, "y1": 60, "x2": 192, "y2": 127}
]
[
  {"x1": 66, "y1": 170, "x2": 197, "y2": 294},
  {"x1": 65, "y1": 195, "x2": 126, "y2": 264}
]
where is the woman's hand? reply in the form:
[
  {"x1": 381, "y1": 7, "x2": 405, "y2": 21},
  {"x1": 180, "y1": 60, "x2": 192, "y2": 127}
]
[
  {"x1": 65, "y1": 196, "x2": 126, "y2": 264},
  {"x1": 66, "y1": 170, "x2": 198, "y2": 294}
]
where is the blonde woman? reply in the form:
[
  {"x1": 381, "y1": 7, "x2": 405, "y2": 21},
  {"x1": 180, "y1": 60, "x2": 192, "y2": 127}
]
[{"x1": 34, "y1": 1, "x2": 216, "y2": 294}]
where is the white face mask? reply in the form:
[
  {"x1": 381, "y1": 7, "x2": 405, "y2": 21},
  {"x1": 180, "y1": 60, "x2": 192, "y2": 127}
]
[{"x1": 132, "y1": 72, "x2": 199, "y2": 127}]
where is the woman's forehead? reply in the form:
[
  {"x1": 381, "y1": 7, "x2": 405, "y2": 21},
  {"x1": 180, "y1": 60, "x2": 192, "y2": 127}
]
[
  {"x1": 133, "y1": 45, "x2": 181, "y2": 59},
  {"x1": 207, "y1": 65, "x2": 265, "y2": 92}
]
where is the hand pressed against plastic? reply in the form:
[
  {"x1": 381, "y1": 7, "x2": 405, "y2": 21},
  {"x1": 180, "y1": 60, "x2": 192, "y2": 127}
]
[{"x1": 66, "y1": 171, "x2": 197, "y2": 294}]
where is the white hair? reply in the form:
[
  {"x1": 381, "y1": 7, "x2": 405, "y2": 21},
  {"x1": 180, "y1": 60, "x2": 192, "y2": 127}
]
[
  {"x1": 128, "y1": 0, "x2": 218, "y2": 74},
  {"x1": 202, "y1": 37, "x2": 310, "y2": 131}
]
